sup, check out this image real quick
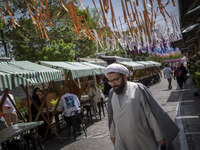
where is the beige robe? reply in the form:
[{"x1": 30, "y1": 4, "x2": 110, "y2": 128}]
[
  {"x1": 110, "y1": 82, "x2": 163, "y2": 150},
  {"x1": 88, "y1": 87, "x2": 104, "y2": 113}
]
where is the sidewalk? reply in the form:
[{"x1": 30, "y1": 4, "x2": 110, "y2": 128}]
[{"x1": 43, "y1": 76, "x2": 200, "y2": 150}]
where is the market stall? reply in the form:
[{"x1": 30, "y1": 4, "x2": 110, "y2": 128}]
[
  {"x1": 0, "y1": 61, "x2": 63, "y2": 142},
  {"x1": 117, "y1": 61, "x2": 145, "y2": 81},
  {"x1": 38, "y1": 61, "x2": 105, "y2": 99}
]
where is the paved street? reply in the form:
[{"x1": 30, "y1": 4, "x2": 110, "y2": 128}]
[{"x1": 44, "y1": 75, "x2": 200, "y2": 150}]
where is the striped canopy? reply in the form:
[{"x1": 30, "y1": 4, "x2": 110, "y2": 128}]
[
  {"x1": 117, "y1": 61, "x2": 145, "y2": 70},
  {"x1": 134, "y1": 61, "x2": 156, "y2": 68},
  {"x1": 146, "y1": 61, "x2": 161, "y2": 67},
  {"x1": 0, "y1": 61, "x2": 62, "y2": 91},
  {"x1": 38, "y1": 61, "x2": 105, "y2": 80}
]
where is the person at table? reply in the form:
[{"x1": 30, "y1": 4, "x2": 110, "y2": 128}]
[
  {"x1": 31, "y1": 87, "x2": 48, "y2": 136},
  {"x1": 0, "y1": 90, "x2": 17, "y2": 126},
  {"x1": 88, "y1": 81, "x2": 104, "y2": 115},
  {"x1": 105, "y1": 63, "x2": 179, "y2": 150},
  {"x1": 31, "y1": 87, "x2": 44, "y2": 120},
  {"x1": 60, "y1": 86, "x2": 81, "y2": 129},
  {"x1": 0, "y1": 111, "x2": 8, "y2": 130}
]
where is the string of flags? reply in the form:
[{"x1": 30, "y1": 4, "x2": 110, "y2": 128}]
[{"x1": 0, "y1": 0, "x2": 181, "y2": 57}]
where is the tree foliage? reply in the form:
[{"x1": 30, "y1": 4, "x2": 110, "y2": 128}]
[
  {"x1": 1, "y1": 1, "x2": 99, "y2": 61},
  {"x1": 37, "y1": 39, "x2": 75, "y2": 61}
]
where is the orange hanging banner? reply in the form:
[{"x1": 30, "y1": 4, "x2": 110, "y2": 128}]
[
  {"x1": 44, "y1": 0, "x2": 51, "y2": 25},
  {"x1": 136, "y1": 0, "x2": 139, "y2": 6},
  {"x1": 56, "y1": 4, "x2": 62, "y2": 18},
  {"x1": 103, "y1": 0, "x2": 109, "y2": 13},
  {"x1": 25, "y1": 0, "x2": 37, "y2": 25},
  {"x1": 79, "y1": 0, "x2": 87, "y2": 12},
  {"x1": 40, "y1": 0, "x2": 47, "y2": 20},
  {"x1": 121, "y1": 0, "x2": 127, "y2": 23},
  {"x1": 171, "y1": 0, "x2": 176, "y2": 6},
  {"x1": 5, "y1": 0, "x2": 20, "y2": 28},
  {"x1": 92, "y1": 0, "x2": 101, "y2": 17},
  {"x1": 35, "y1": 8, "x2": 44, "y2": 38},
  {"x1": 110, "y1": 0, "x2": 116, "y2": 29},
  {"x1": 39, "y1": 9, "x2": 49, "y2": 40},
  {"x1": 0, "y1": 9, "x2": 7, "y2": 25},
  {"x1": 99, "y1": 0, "x2": 108, "y2": 27},
  {"x1": 60, "y1": 0, "x2": 72, "y2": 18},
  {"x1": 68, "y1": 1, "x2": 80, "y2": 33}
]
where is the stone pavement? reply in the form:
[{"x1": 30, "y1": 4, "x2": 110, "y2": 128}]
[{"x1": 43, "y1": 76, "x2": 200, "y2": 150}]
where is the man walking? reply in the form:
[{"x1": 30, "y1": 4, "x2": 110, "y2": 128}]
[
  {"x1": 163, "y1": 64, "x2": 173, "y2": 90},
  {"x1": 105, "y1": 63, "x2": 179, "y2": 150}
]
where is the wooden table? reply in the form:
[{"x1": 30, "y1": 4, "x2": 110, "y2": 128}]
[
  {"x1": 0, "y1": 121, "x2": 44, "y2": 149},
  {"x1": 0, "y1": 121, "x2": 44, "y2": 144},
  {"x1": 80, "y1": 95, "x2": 91, "y2": 104}
]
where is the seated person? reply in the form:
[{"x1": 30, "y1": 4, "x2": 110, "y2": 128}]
[
  {"x1": 0, "y1": 90, "x2": 17, "y2": 126},
  {"x1": 31, "y1": 87, "x2": 44, "y2": 120},
  {"x1": 0, "y1": 111, "x2": 8, "y2": 130},
  {"x1": 31, "y1": 87, "x2": 48, "y2": 136},
  {"x1": 60, "y1": 86, "x2": 81, "y2": 128},
  {"x1": 88, "y1": 81, "x2": 104, "y2": 115}
]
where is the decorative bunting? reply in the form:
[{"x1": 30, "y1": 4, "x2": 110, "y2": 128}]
[{"x1": 0, "y1": 9, "x2": 7, "y2": 25}]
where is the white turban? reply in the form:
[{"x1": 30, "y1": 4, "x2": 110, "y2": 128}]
[{"x1": 104, "y1": 63, "x2": 129, "y2": 77}]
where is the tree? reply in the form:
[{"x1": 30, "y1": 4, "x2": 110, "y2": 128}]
[
  {"x1": 37, "y1": 39, "x2": 75, "y2": 61},
  {"x1": 2, "y1": 1, "x2": 99, "y2": 61}
]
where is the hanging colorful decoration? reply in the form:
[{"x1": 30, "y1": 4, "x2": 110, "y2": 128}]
[{"x1": 0, "y1": 0, "x2": 181, "y2": 56}]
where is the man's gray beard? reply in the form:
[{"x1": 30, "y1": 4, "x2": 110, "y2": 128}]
[{"x1": 114, "y1": 78, "x2": 126, "y2": 95}]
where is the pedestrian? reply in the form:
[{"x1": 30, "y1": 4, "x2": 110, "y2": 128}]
[
  {"x1": 88, "y1": 81, "x2": 104, "y2": 115},
  {"x1": 105, "y1": 63, "x2": 179, "y2": 150},
  {"x1": 163, "y1": 64, "x2": 173, "y2": 90},
  {"x1": 173, "y1": 66, "x2": 178, "y2": 80},
  {"x1": 0, "y1": 90, "x2": 17, "y2": 126},
  {"x1": 178, "y1": 63, "x2": 187, "y2": 88}
]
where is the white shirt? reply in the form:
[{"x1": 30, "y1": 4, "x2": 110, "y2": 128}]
[
  {"x1": 88, "y1": 87, "x2": 104, "y2": 102},
  {"x1": 163, "y1": 67, "x2": 173, "y2": 79},
  {"x1": 60, "y1": 93, "x2": 80, "y2": 117},
  {"x1": 0, "y1": 94, "x2": 16, "y2": 113}
]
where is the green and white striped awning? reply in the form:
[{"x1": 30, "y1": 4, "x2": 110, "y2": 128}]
[
  {"x1": 117, "y1": 61, "x2": 145, "y2": 70},
  {"x1": 0, "y1": 61, "x2": 62, "y2": 91},
  {"x1": 134, "y1": 61, "x2": 155, "y2": 68},
  {"x1": 38, "y1": 61, "x2": 105, "y2": 80},
  {"x1": 146, "y1": 61, "x2": 161, "y2": 67}
]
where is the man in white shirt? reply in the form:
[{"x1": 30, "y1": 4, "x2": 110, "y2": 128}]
[
  {"x1": 60, "y1": 86, "x2": 81, "y2": 116},
  {"x1": 163, "y1": 64, "x2": 173, "y2": 90},
  {"x1": 60, "y1": 86, "x2": 81, "y2": 133},
  {"x1": 0, "y1": 92, "x2": 17, "y2": 126}
]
